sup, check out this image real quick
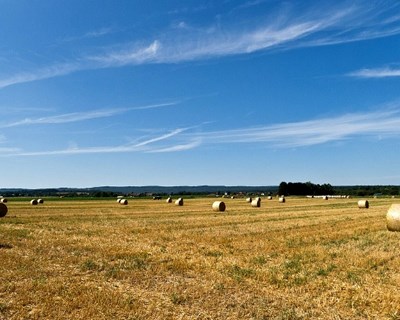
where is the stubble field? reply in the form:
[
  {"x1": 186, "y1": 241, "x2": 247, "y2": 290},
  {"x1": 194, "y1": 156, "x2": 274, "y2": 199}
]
[{"x1": 0, "y1": 196, "x2": 399, "y2": 319}]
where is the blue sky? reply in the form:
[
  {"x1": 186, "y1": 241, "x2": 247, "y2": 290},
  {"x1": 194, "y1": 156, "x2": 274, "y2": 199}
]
[{"x1": 1, "y1": 0, "x2": 400, "y2": 188}]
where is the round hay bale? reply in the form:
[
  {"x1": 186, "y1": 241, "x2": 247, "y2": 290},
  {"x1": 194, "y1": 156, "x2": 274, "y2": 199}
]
[
  {"x1": 251, "y1": 198, "x2": 261, "y2": 207},
  {"x1": 323, "y1": 195, "x2": 328, "y2": 200},
  {"x1": 120, "y1": 199, "x2": 128, "y2": 205},
  {"x1": 387, "y1": 204, "x2": 400, "y2": 232},
  {"x1": 166, "y1": 197, "x2": 172, "y2": 203},
  {"x1": 175, "y1": 198, "x2": 183, "y2": 206},
  {"x1": 1, "y1": 198, "x2": 8, "y2": 203},
  {"x1": 38, "y1": 199, "x2": 44, "y2": 204},
  {"x1": 30, "y1": 199, "x2": 38, "y2": 205},
  {"x1": 246, "y1": 197, "x2": 252, "y2": 203},
  {"x1": 267, "y1": 196, "x2": 273, "y2": 200},
  {"x1": 279, "y1": 196, "x2": 285, "y2": 203},
  {"x1": 358, "y1": 200, "x2": 369, "y2": 209},
  {"x1": 117, "y1": 199, "x2": 122, "y2": 203},
  {"x1": 212, "y1": 201, "x2": 226, "y2": 212},
  {"x1": 231, "y1": 196, "x2": 235, "y2": 199},
  {"x1": 0, "y1": 203, "x2": 7, "y2": 217}
]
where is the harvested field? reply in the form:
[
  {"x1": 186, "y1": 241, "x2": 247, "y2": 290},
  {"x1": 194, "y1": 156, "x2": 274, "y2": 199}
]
[{"x1": 0, "y1": 197, "x2": 399, "y2": 319}]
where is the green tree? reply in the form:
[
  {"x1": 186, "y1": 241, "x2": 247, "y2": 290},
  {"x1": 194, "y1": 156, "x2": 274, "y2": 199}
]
[{"x1": 278, "y1": 181, "x2": 288, "y2": 196}]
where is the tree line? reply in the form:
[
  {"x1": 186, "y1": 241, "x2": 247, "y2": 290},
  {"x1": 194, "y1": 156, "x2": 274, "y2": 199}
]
[
  {"x1": 278, "y1": 181, "x2": 334, "y2": 196},
  {"x1": 1, "y1": 183, "x2": 399, "y2": 198},
  {"x1": 278, "y1": 181, "x2": 400, "y2": 196}
]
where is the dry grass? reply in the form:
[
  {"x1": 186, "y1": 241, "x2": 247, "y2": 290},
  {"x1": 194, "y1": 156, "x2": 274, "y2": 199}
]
[{"x1": 1, "y1": 197, "x2": 400, "y2": 319}]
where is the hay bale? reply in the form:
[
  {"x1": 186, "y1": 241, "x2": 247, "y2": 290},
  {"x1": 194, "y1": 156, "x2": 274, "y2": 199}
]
[
  {"x1": 166, "y1": 197, "x2": 172, "y2": 203},
  {"x1": 267, "y1": 196, "x2": 273, "y2": 200},
  {"x1": 117, "y1": 199, "x2": 122, "y2": 203},
  {"x1": 387, "y1": 204, "x2": 400, "y2": 232},
  {"x1": 279, "y1": 196, "x2": 285, "y2": 203},
  {"x1": 1, "y1": 198, "x2": 7, "y2": 203},
  {"x1": 323, "y1": 195, "x2": 328, "y2": 200},
  {"x1": 0, "y1": 203, "x2": 7, "y2": 217},
  {"x1": 120, "y1": 199, "x2": 128, "y2": 205},
  {"x1": 212, "y1": 201, "x2": 226, "y2": 212},
  {"x1": 251, "y1": 197, "x2": 261, "y2": 207},
  {"x1": 175, "y1": 198, "x2": 183, "y2": 206},
  {"x1": 358, "y1": 200, "x2": 369, "y2": 209},
  {"x1": 30, "y1": 199, "x2": 38, "y2": 205},
  {"x1": 246, "y1": 197, "x2": 252, "y2": 203},
  {"x1": 38, "y1": 199, "x2": 44, "y2": 204}
]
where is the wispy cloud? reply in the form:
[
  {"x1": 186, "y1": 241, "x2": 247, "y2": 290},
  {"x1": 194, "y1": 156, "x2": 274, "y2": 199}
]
[
  {"x1": 88, "y1": 40, "x2": 162, "y2": 67},
  {"x1": 88, "y1": 9, "x2": 344, "y2": 65},
  {"x1": 196, "y1": 109, "x2": 400, "y2": 147},
  {"x1": 61, "y1": 27, "x2": 115, "y2": 43},
  {"x1": 146, "y1": 139, "x2": 202, "y2": 153},
  {"x1": 3, "y1": 127, "x2": 193, "y2": 157},
  {"x1": 135, "y1": 128, "x2": 187, "y2": 147},
  {"x1": 0, "y1": 135, "x2": 20, "y2": 153},
  {"x1": 0, "y1": 63, "x2": 80, "y2": 89},
  {"x1": 2, "y1": 109, "x2": 121, "y2": 128},
  {"x1": 0, "y1": 102, "x2": 178, "y2": 128},
  {"x1": 348, "y1": 67, "x2": 400, "y2": 78},
  {"x1": 58, "y1": 2, "x2": 400, "y2": 64},
  {"x1": 0, "y1": 147, "x2": 21, "y2": 153},
  {"x1": 2, "y1": 2, "x2": 400, "y2": 89},
  {"x1": 233, "y1": 0, "x2": 270, "y2": 11},
  {"x1": 299, "y1": 2, "x2": 400, "y2": 46},
  {"x1": 10, "y1": 145, "x2": 141, "y2": 157},
  {"x1": 0, "y1": 107, "x2": 54, "y2": 115},
  {"x1": 4, "y1": 107, "x2": 400, "y2": 157}
]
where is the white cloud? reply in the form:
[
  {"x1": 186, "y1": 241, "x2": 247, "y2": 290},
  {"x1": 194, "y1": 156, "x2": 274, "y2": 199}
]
[
  {"x1": 88, "y1": 7, "x2": 349, "y2": 65},
  {"x1": 62, "y1": 27, "x2": 114, "y2": 42},
  {"x1": 348, "y1": 67, "x2": 400, "y2": 78},
  {"x1": 88, "y1": 40, "x2": 162, "y2": 67},
  {"x1": 135, "y1": 128, "x2": 187, "y2": 147},
  {"x1": 0, "y1": 102, "x2": 178, "y2": 128},
  {"x1": 2, "y1": 127, "x2": 191, "y2": 157},
  {"x1": 0, "y1": 135, "x2": 20, "y2": 153},
  {"x1": 174, "y1": 21, "x2": 188, "y2": 29},
  {"x1": 2, "y1": 109, "x2": 121, "y2": 128},
  {"x1": 146, "y1": 139, "x2": 201, "y2": 153},
  {"x1": 0, "y1": 63, "x2": 80, "y2": 89},
  {"x1": 195, "y1": 109, "x2": 400, "y2": 147},
  {"x1": 4, "y1": 107, "x2": 400, "y2": 157},
  {"x1": 0, "y1": 147, "x2": 21, "y2": 153},
  {"x1": 233, "y1": 0, "x2": 270, "y2": 11},
  {"x1": 1, "y1": 2, "x2": 400, "y2": 89},
  {"x1": 84, "y1": 27, "x2": 114, "y2": 39}
]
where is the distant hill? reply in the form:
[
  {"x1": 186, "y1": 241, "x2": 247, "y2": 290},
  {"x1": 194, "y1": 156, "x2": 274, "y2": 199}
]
[
  {"x1": 1, "y1": 184, "x2": 398, "y2": 197},
  {"x1": 92, "y1": 185, "x2": 277, "y2": 194},
  {"x1": 0, "y1": 185, "x2": 278, "y2": 197}
]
